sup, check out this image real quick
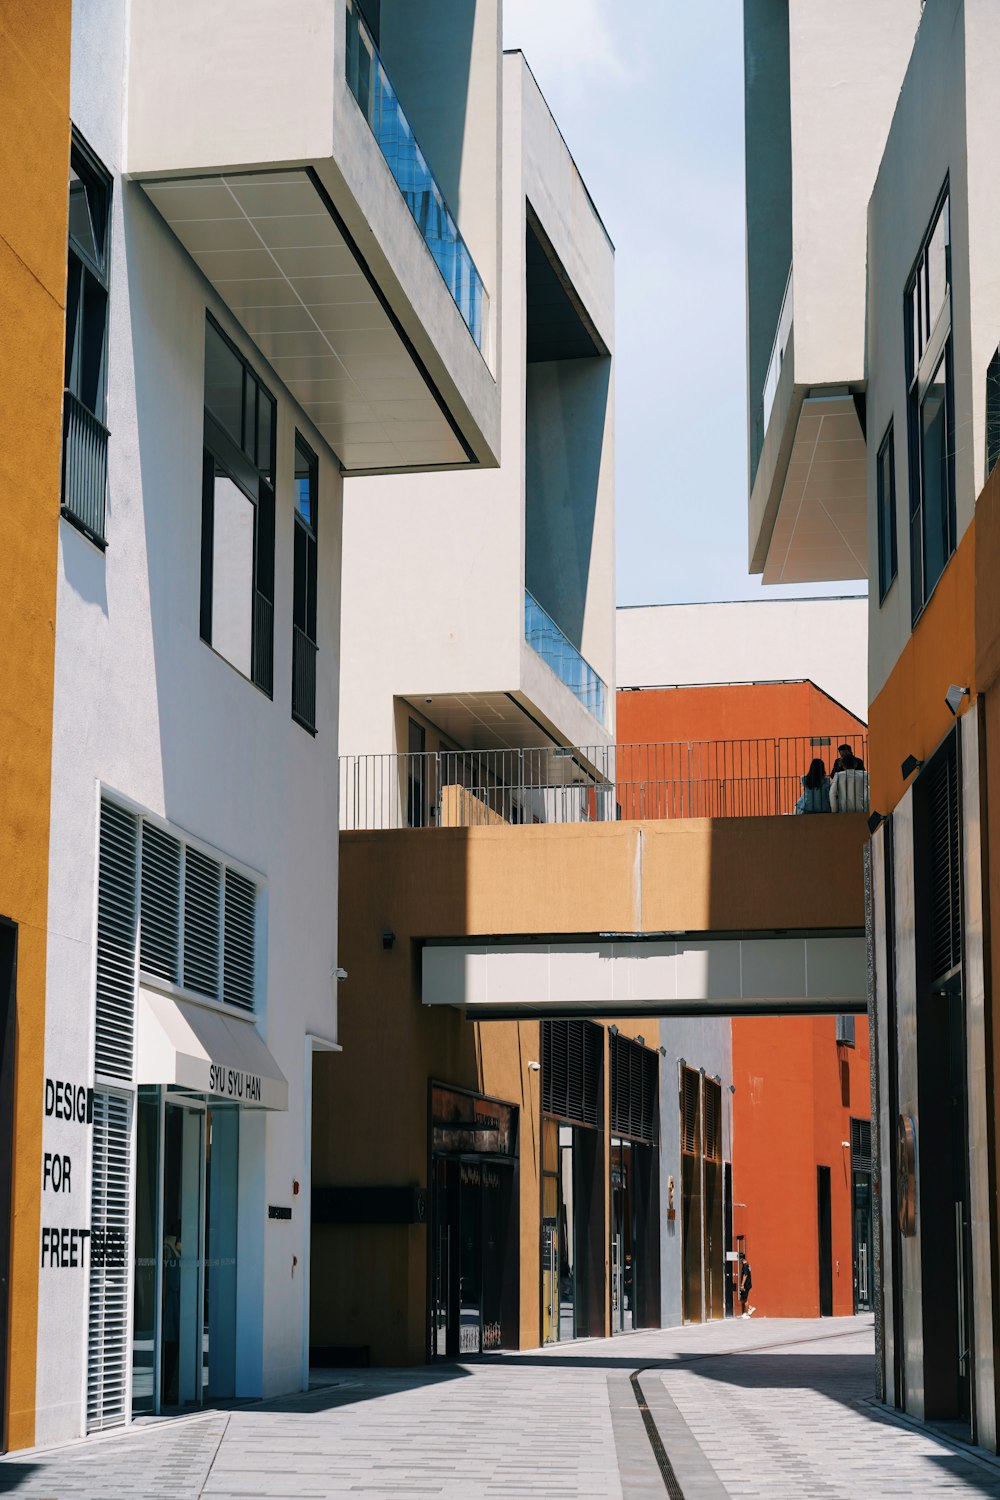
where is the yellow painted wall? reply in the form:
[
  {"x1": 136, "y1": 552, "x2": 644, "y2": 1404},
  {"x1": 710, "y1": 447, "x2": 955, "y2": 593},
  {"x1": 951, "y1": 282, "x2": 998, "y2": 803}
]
[
  {"x1": 313, "y1": 817, "x2": 865, "y2": 1363},
  {"x1": 868, "y1": 522, "x2": 977, "y2": 818},
  {"x1": 0, "y1": 0, "x2": 70, "y2": 1450}
]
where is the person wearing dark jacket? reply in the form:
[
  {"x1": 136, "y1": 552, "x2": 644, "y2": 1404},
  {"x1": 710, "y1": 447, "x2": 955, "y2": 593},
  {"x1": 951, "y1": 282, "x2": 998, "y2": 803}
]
[{"x1": 739, "y1": 1254, "x2": 755, "y2": 1318}]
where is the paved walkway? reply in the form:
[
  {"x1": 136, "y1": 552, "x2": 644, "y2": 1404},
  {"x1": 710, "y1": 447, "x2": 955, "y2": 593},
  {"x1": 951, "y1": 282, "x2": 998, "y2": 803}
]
[{"x1": 5, "y1": 1316, "x2": 1000, "y2": 1498}]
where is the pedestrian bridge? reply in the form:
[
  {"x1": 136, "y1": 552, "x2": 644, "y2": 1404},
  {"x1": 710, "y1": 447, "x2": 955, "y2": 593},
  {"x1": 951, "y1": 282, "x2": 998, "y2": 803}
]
[{"x1": 341, "y1": 814, "x2": 869, "y2": 1021}]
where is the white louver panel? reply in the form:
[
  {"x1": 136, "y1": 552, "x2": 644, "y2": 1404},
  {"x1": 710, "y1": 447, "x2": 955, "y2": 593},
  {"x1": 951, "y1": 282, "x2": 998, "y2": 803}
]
[
  {"x1": 183, "y1": 847, "x2": 222, "y2": 1000},
  {"x1": 96, "y1": 803, "x2": 138, "y2": 1081},
  {"x1": 224, "y1": 869, "x2": 257, "y2": 1012},
  {"x1": 87, "y1": 1089, "x2": 132, "y2": 1432},
  {"x1": 139, "y1": 823, "x2": 181, "y2": 983}
]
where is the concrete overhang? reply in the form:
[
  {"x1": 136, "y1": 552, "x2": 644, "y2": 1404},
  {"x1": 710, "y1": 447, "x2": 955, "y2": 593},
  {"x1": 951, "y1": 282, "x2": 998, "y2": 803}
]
[
  {"x1": 750, "y1": 349, "x2": 868, "y2": 584},
  {"x1": 422, "y1": 934, "x2": 867, "y2": 1019},
  {"x1": 126, "y1": 2, "x2": 500, "y2": 476}
]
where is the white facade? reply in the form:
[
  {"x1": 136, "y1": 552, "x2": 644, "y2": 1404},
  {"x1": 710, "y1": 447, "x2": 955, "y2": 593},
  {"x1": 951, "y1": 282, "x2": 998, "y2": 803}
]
[
  {"x1": 745, "y1": 0, "x2": 920, "y2": 584},
  {"x1": 339, "y1": 51, "x2": 616, "y2": 771},
  {"x1": 616, "y1": 598, "x2": 868, "y2": 721},
  {"x1": 36, "y1": 0, "x2": 498, "y2": 1446}
]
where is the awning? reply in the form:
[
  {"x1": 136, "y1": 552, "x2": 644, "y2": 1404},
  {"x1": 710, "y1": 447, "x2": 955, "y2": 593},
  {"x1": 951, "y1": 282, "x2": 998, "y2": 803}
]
[{"x1": 137, "y1": 988, "x2": 288, "y2": 1111}]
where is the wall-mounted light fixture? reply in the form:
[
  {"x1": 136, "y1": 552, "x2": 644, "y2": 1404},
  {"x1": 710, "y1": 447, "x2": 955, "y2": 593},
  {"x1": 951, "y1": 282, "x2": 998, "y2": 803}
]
[
  {"x1": 608, "y1": 1023, "x2": 620, "y2": 1037},
  {"x1": 636, "y1": 1034, "x2": 645, "y2": 1046},
  {"x1": 659, "y1": 1046, "x2": 667, "y2": 1057},
  {"x1": 901, "y1": 754, "x2": 923, "y2": 782},
  {"x1": 729, "y1": 1084, "x2": 736, "y2": 1095},
  {"x1": 713, "y1": 1074, "x2": 722, "y2": 1084},
  {"x1": 382, "y1": 929, "x2": 396, "y2": 951},
  {"x1": 678, "y1": 1057, "x2": 687, "y2": 1069},
  {"x1": 867, "y1": 811, "x2": 885, "y2": 835},
  {"x1": 699, "y1": 1066, "x2": 706, "y2": 1076},
  {"x1": 945, "y1": 684, "x2": 970, "y2": 717}
]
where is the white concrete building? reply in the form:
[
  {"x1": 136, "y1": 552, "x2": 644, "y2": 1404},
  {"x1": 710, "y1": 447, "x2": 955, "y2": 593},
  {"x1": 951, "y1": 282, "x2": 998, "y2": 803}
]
[
  {"x1": 617, "y1": 598, "x2": 868, "y2": 721},
  {"x1": 339, "y1": 49, "x2": 615, "y2": 824},
  {"x1": 38, "y1": 0, "x2": 501, "y2": 1443},
  {"x1": 745, "y1": 0, "x2": 920, "y2": 585}
]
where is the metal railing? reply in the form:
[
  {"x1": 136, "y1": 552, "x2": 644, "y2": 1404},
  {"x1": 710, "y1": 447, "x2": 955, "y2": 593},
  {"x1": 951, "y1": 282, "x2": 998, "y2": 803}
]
[
  {"x1": 62, "y1": 390, "x2": 108, "y2": 545},
  {"x1": 292, "y1": 625, "x2": 318, "y2": 733},
  {"x1": 345, "y1": 0, "x2": 489, "y2": 353},
  {"x1": 524, "y1": 590, "x2": 607, "y2": 725},
  {"x1": 339, "y1": 732, "x2": 868, "y2": 831}
]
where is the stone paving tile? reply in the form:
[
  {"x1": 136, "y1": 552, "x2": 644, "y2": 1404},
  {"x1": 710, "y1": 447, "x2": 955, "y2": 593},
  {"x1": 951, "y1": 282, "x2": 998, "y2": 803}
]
[{"x1": 6, "y1": 1317, "x2": 1000, "y2": 1499}]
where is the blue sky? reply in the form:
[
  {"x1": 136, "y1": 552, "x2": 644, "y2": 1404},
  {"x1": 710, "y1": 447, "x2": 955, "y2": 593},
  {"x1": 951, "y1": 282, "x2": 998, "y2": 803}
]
[{"x1": 503, "y1": 1, "x2": 865, "y2": 608}]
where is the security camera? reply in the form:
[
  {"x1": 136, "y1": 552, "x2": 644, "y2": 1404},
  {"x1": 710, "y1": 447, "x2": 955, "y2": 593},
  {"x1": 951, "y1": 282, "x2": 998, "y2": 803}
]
[
  {"x1": 945, "y1": 684, "x2": 970, "y2": 717},
  {"x1": 527, "y1": 1060, "x2": 541, "y2": 1072},
  {"x1": 333, "y1": 966, "x2": 348, "y2": 982}
]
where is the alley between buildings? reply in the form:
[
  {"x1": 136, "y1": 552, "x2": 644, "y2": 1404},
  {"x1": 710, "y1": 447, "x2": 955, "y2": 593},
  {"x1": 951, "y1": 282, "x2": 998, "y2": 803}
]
[{"x1": 3, "y1": 1316, "x2": 1000, "y2": 1500}]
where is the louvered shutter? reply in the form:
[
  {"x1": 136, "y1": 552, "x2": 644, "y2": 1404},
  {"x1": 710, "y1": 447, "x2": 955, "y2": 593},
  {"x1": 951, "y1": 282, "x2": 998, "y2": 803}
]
[
  {"x1": 703, "y1": 1078, "x2": 721, "y2": 1163},
  {"x1": 928, "y1": 741, "x2": 961, "y2": 982},
  {"x1": 96, "y1": 802, "x2": 138, "y2": 1081},
  {"x1": 610, "y1": 1035, "x2": 658, "y2": 1143},
  {"x1": 139, "y1": 823, "x2": 181, "y2": 982},
  {"x1": 223, "y1": 869, "x2": 256, "y2": 1011},
  {"x1": 542, "y1": 1020, "x2": 601, "y2": 1127},
  {"x1": 681, "y1": 1067, "x2": 700, "y2": 1156},
  {"x1": 87, "y1": 1088, "x2": 132, "y2": 1431},
  {"x1": 850, "y1": 1117, "x2": 872, "y2": 1173},
  {"x1": 183, "y1": 846, "x2": 222, "y2": 999}
]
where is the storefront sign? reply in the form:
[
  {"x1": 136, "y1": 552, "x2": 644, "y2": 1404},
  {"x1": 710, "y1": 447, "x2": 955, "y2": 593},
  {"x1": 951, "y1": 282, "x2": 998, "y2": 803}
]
[
  {"x1": 209, "y1": 1064, "x2": 263, "y2": 1103},
  {"x1": 431, "y1": 1083, "x2": 516, "y2": 1156}
]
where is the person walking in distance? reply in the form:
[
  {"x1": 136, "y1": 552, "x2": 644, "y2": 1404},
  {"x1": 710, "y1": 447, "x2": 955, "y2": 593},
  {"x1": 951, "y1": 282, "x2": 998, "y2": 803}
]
[{"x1": 739, "y1": 1253, "x2": 755, "y2": 1318}]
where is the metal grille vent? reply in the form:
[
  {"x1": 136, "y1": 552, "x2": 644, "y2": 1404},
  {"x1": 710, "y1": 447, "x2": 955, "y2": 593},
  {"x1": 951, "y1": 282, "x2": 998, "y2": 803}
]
[
  {"x1": 681, "y1": 1067, "x2": 700, "y2": 1156},
  {"x1": 95, "y1": 802, "x2": 138, "y2": 1081},
  {"x1": 139, "y1": 823, "x2": 181, "y2": 982},
  {"x1": 851, "y1": 1117, "x2": 872, "y2": 1173},
  {"x1": 224, "y1": 870, "x2": 257, "y2": 1011},
  {"x1": 183, "y1": 847, "x2": 222, "y2": 1000},
  {"x1": 987, "y1": 346, "x2": 1000, "y2": 478},
  {"x1": 542, "y1": 1019, "x2": 601, "y2": 1127},
  {"x1": 928, "y1": 740, "x2": 961, "y2": 982},
  {"x1": 703, "y1": 1077, "x2": 722, "y2": 1163},
  {"x1": 610, "y1": 1034, "x2": 658, "y2": 1143},
  {"x1": 87, "y1": 1088, "x2": 131, "y2": 1431}
]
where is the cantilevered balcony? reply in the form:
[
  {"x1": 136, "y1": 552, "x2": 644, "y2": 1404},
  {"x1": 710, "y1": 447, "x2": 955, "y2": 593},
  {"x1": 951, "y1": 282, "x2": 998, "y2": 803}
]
[
  {"x1": 126, "y1": 0, "x2": 500, "y2": 474},
  {"x1": 339, "y1": 730, "x2": 869, "y2": 830},
  {"x1": 748, "y1": 267, "x2": 868, "y2": 585}
]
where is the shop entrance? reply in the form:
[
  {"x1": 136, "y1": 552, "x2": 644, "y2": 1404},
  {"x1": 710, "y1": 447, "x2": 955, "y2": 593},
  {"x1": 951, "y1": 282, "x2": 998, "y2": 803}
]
[
  {"x1": 430, "y1": 1083, "x2": 518, "y2": 1358},
  {"x1": 132, "y1": 1088, "x2": 239, "y2": 1414}
]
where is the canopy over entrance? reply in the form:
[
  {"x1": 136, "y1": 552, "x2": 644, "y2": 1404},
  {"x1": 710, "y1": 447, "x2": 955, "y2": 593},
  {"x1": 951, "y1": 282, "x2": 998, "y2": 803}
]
[{"x1": 137, "y1": 987, "x2": 288, "y2": 1110}]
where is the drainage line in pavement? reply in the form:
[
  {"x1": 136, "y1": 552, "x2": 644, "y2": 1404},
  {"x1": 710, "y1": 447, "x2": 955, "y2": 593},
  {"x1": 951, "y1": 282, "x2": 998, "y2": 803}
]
[{"x1": 629, "y1": 1368, "x2": 685, "y2": 1499}]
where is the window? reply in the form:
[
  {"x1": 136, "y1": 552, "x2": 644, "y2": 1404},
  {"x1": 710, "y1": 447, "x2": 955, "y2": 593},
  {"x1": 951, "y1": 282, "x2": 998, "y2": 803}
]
[
  {"x1": 987, "y1": 346, "x2": 1000, "y2": 479},
  {"x1": 292, "y1": 434, "x2": 319, "y2": 733},
  {"x1": 201, "y1": 317, "x2": 276, "y2": 695},
  {"x1": 876, "y1": 423, "x2": 898, "y2": 603},
  {"x1": 62, "y1": 133, "x2": 112, "y2": 545},
  {"x1": 906, "y1": 190, "x2": 955, "y2": 622}
]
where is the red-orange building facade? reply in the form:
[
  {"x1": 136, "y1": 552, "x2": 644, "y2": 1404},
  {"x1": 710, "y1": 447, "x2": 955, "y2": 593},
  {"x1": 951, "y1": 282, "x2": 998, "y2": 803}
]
[{"x1": 617, "y1": 676, "x2": 873, "y2": 1319}]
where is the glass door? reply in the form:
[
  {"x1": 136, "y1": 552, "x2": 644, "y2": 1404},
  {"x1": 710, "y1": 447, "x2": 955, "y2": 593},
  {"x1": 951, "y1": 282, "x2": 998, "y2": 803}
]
[
  {"x1": 161, "y1": 1100, "x2": 205, "y2": 1408},
  {"x1": 611, "y1": 1140, "x2": 636, "y2": 1333},
  {"x1": 458, "y1": 1161, "x2": 482, "y2": 1353}
]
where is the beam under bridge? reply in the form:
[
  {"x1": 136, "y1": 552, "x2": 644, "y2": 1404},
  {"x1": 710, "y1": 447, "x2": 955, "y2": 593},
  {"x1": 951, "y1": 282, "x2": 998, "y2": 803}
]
[{"x1": 422, "y1": 931, "x2": 867, "y2": 1020}]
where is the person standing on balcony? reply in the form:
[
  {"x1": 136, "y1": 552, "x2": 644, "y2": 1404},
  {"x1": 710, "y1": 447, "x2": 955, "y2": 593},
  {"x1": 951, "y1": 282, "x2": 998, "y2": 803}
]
[
  {"x1": 831, "y1": 743, "x2": 864, "y2": 774},
  {"x1": 829, "y1": 753, "x2": 869, "y2": 813},
  {"x1": 795, "y1": 758, "x2": 831, "y2": 814}
]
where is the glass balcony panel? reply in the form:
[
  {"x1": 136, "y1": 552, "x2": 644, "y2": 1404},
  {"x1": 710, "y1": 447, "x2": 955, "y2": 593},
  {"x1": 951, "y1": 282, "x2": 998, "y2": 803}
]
[
  {"x1": 345, "y1": 0, "x2": 488, "y2": 352},
  {"x1": 524, "y1": 590, "x2": 607, "y2": 725}
]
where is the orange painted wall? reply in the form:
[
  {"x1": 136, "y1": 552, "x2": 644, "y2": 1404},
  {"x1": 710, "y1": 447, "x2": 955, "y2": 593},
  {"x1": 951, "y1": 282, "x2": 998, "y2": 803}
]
[
  {"x1": 0, "y1": 0, "x2": 70, "y2": 1450},
  {"x1": 617, "y1": 678, "x2": 871, "y2": 1318},
  {"x1": 731, "y1": 1016, "x2": 870, "y2": 1317},
  {"x1": 617, "y1": 679, "x2": 866, "y2": 748},
  {"x1": 868, "y1": 520, "x2": 977, "y2": 816}
]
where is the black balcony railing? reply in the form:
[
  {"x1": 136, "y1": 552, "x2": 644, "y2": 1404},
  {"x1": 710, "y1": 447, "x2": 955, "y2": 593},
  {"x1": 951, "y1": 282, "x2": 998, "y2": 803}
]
[
  {"x1": 292, "y1": 625, "x2": 318, "y2": 734},
  {"x1": 61, "y1": 390, "x2": 109, "y2": 546},
  {"x1": 252, "y1": 591, "x2": 274, "y2": 698},
  {"x1": 339, "y1": 733, "x2": 869, "y2": 831}
]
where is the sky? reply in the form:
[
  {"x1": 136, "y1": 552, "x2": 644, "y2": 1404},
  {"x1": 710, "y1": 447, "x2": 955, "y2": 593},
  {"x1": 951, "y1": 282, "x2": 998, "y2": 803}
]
[{"x1": 502, "y1": 1, "x2": 865, "y2": 609}]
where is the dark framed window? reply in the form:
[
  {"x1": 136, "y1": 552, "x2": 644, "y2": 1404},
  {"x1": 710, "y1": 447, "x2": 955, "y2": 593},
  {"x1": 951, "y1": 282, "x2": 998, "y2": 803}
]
[
  {"x1": 407, "y1": 718, "x2": 427, "y2": 828},
  {"x1": 905, "y1": 187, "x2": 955, "y2": 623},
  {"x1": 200, "y1": 316, "x2": 276, "y2": 696},
  {"x1": 876, "y1": 422, "x2": 898, "y2": 603},
  {"x1": 986, "y1": 346, "x2": 1000, "y2": 479},
  {"x1": 62, "y1": 132, "x2": 112, "y2": 546},
  {"x1": 292, "y1": 433, "x2": 319, "y2": 733}
]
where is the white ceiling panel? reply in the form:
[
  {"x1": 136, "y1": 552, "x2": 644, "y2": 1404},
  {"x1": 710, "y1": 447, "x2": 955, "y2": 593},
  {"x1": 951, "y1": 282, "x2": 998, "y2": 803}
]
[
  {"x1": 143, "y1": 168, "x2": 471, "y2": 474},
  {"x1": 762, "y1": 395, "x2": 869, "y2": 585}
]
